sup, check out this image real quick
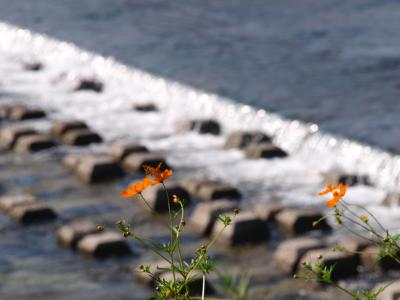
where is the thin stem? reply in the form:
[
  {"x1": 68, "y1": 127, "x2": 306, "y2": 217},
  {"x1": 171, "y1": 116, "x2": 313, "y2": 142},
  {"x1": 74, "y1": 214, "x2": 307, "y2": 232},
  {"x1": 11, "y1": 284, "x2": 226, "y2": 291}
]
[
  {"x1": 201, "y1": 274, "x2": 206, "y2": 300},
  {"x1": 138, "y1": 193, "x2": 153, "y2": 211}
]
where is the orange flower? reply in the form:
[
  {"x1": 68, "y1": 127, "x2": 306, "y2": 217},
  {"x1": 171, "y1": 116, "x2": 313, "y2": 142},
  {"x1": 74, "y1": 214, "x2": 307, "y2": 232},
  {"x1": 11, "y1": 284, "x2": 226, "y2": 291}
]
[
  {"x1": 152, "y1": 168, "x2": 173, "y2": 185},
  {"x1": 319, "y1": 183, "x2": 348, "y2": 207},
  {"x1": 120, "y1": 176, "x2": 151, "y2": 197}
]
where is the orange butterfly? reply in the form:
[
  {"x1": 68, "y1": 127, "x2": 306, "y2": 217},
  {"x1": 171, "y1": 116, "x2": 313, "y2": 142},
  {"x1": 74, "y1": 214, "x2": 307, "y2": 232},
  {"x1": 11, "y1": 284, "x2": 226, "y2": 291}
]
[{"x1": 143, "y1": 162, "x2": 163, "y2": 176}]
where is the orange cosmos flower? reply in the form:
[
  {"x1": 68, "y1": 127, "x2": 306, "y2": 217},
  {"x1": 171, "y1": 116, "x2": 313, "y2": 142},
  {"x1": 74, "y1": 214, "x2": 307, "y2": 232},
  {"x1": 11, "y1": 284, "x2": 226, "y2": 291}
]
[
  {"x1": 319, "y1": 183, "x2": 348, "y2": 208},
  {"x1": 120, "y1": 176, "x2": 151, "y2": 197},
  {"x1": 152, "y1": 168, "x2": 173, "y2": 185}
]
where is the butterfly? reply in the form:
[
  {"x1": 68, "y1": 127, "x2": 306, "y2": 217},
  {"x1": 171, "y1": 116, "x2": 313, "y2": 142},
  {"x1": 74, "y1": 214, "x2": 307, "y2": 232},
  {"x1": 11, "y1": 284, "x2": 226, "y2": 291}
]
[{"x1": 143, "y1": 161, "x2": 163, "y2": 176}]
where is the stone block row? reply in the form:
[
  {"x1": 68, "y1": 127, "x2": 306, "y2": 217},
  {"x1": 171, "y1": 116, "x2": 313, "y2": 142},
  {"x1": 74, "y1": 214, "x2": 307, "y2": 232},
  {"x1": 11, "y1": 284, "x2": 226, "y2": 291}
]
[
  {"x1": 56, "y1": 221, "x2": 131, "y2": 258},
  {"x1": 50, "y1": 120, "x2": 102, "y2": 146},
  {"x1": 0, "y1": 194, "x2": 57, "y2": 225},
  {"x1": 0, "y1": 104, "x2": 46, "y2": 121},
  {"x1": 224, "y1": 130, "x2": 288, "y2": 159}
]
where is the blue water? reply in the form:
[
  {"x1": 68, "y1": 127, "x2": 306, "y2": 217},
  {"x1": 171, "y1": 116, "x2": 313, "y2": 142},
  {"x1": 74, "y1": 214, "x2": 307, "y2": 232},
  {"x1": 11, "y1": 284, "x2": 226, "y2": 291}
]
[{"x1": 1, "y1": 0, "x2": 400, "y2": 151}]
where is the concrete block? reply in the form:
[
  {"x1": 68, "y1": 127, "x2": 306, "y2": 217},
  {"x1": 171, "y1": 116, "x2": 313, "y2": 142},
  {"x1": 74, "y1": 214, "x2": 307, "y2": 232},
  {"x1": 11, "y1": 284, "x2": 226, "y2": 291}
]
[
  {"x1": 224, "y1": 131, "x2": 272, "y2": 149},
  {"x1": 140, "y1": 183, "x2": 191, "y2": 213},
  {"x1": 299, "y1": 248, "x2": 359, "y2": 280},
  {"x1": 14, "y1": 135, "x2": 56, "y2": 153},
  {"x1": 244, "y1": 143, "x2": 287, "y2": 159},
  {"x1": 375, "y1": 280, "x2": 400, "y2": 300},
  {"x1": 133, "y1": 103, "x2": 158, "y2": 112},
  {"x1": 321, "y1": 171, "x2": 370, "y2": 186},
  {"x1": 9, "y1": 107, "x2": 46, "y2": 121},
  {"x1": 275, "y1": 208, "x2": 331, "y2": 236},
  {"x1": 196, "y1": 181, "x2": 241, "y2": 201},
  {"x1": 122, "y1": 153, "x2": 169, "y2": 174},
  {"x1": 158, "y1": 271, "x2": 215, "y2": 296},
  {"x1": 8, "y1": 202, "x2": 57, "y2": 225},
  {"x1": 252, "y1": 203, "x2": 284, "y2": 223},
  {"x1": 73, "y1": 78, "x2": 103, "y2": 93},
  {"x1": 212, "y1": 211, "x2": 268, "y2": 246},
  {"x1": 0, "y1": 126, "x2": 37, "y2": 149},
  {"x1": 77, "y1": 232, "x2": 131, "y2": 258},
  {"x1": 50, "y1": 121, "x2": 88, "y2": 138},
  {"x1": 75, "y1": 155, "x2": 124, "y2": 184},
  {"x1": 107, "y1": 142, "x2": 149, "y2": 161},
  {"x1": 56, "y1": 221, "x2": 98, "y2": 248},
  {"x1": 361, "y1": 245, "x2": 400, "y2": 272},
  {"x1": 190, "y1": 200, "x2": 237, "y2": 236},
  {"x1": 0, "y1": 194, "x2": 36, "y2": 212},
  {"x1": 177, "y1": 119, "x2": 221, "y2": 135},
  {"x1": 273, "y1": 237, "x2": 325, "y2": 274},
  {"x1": 62, "y1": 129, "x2": 102, "y2": 146}
]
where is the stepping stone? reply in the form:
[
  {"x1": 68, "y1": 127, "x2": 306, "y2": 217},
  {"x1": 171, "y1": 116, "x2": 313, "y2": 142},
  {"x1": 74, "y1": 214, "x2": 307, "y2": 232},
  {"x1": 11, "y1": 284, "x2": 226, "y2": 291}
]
[
  {"x1": 195, "y1": 180, "x2": 241, "y2": 201},
  {"x1": 212, "y1": 211, "x2": 268, "y2": 246},
  {"x1": 0, "y1": 104, "x2": 14, "y2": 118},
  {"x1": 56, "y1": 221, "x2": 98, "y2": 248},
  {"x1": 50, "y1": 120, "x2": 88, "y2": 138},
  {"x1": 0, "y1": 126, "x2": 37, "y2": 149},
  {"x1": 275, "y1": 208, "x2": 331, "y2": 236},
  {"x1": 9, "y1": 107, "x2": 46, "y2": 121},
  {"x1": 190, "y1": 200, "x2": 237, "y2": 236},
  {"x1": 62, "y1": 154, "x2": 86, "y2": 171},
  {"x1": 177, "y1": 119, "x2": 221, "y2": 135},
  {"x1": 23, "y1": 61, "x2": 43, "y2": 71},
  {"x1": 244, "y1": 143, "x2": 287, "y2": 159},
  {"x1": 299, "y1": 248, "x2": 359, "y2": 280},
  {"x1": 122, "y1": 153, "x2": 169, "y2": 174},
  {"x1": 321, "y1": 171, "x2": 370, "y2": 186},
  {"x1": 75, "y1": 155, "x2": 124, "y2": 184},
  {"x1": 224, "y1": 131, "x2": 272, "y2": 149},
  {"x1": 374, "y1": 280, "x2": 400, "y2": 300},
  {"x1": 382, "y1": 192, "x2": 400, "y2": 207},
  {"x1": 73, "y1": 78, "x2": 103, "y2": 93},
  {"x1": 13, "y1": 135, "x2": 56, "y2": 153},
  {"x1": 133, "y1": 103, "x2": 158, "y2": 112},
  {"x1": 273, "y1": 237, "x2": 325, "y2": 275},
  {"x1": 107, "y1": 142, "x2": 149, "y2": 161},
  {"x1": 62, "y1": 129, "x2": 102, "y2": 146},
  {"x1": 140, "y1": 183, "x2": 191, "y2": 213},
  {"x1": 133, "y1": 259, "x2": 170, "y2": 286},
  {"x1": 360, "y1": 245, "x2": 400, "y2": 272},
  {"x1": 252, "y1": 203, "x2": 285, "y2": 223},
  {"x1": 77, "y1": 232, "x2": 131, "y2": 258},
  {"x1": 0, "y1": 194, "x2": 36, "y2": 212},
  {"x1": 8, "y1": 202, "x2": 57, "y2": 225},
  {"x1": 158, "y1": 271, "x2": 215, "y2": 296}
]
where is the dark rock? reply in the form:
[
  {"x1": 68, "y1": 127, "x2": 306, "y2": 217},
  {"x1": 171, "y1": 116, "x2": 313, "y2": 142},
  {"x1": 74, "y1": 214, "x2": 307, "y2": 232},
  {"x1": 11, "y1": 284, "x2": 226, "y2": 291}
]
[
  {"x1": 0, "y1": 104, "x2": 14, "y2": 118},
  {"x1": 50, "y1": 121, "x2": 88, "y2": 138},
  {"x1": 9, "y1": 107, "x2": 46, "y2": 121},
  {"x1": 56, "y1": 221, "x2": 98, "y2": 248},
  {"x1": 0, "y1": 126, "x2": 37, "y2": 149},
  {"x1": 275, "y1": 208, "x2": 331, "y2": 236},
  {"x1": 196, "y1": 180, "x2": 241, "y2": 201},
  {"x1": 77, "y1": 232, "x2": 131, "y2": 258},
  {"x1": 299, "y1": 248, "x2": 359, "y2": 280},
  {"x1": 244, "y1": 143, "x2": 288, "y2": 159},
  {"x1": 23, "y1": 61, "x2": 43, "y2": 71},
  {"x1": 14, "y1": 135, "x2": 56, "y2": 153},
  {"x1": 8, "y1": 202, "x2": 57, "y2": 225},
  {"x1": 178, "y1": 119, "x2": 221, "y2": 135},
  {"x1": 321, "y1": 171, "x2": 370, "y2": 186},
  {"x1": 190, "y1": 200, "x2": 237, "y2": 236},
  {"x1": 107, "y1": 142, "x2": 149, "y2": 161},
  {"x1": 140, "y1": 183, "x2": 191, "y2": 213},
  {"x1": 224, "y1": 131, "x2": 272, "y2": 149},
  {"x1": 273, "y1": 237, "x2": 325, "y2": 274},
  {"x1": 62, "y1": 129, "x2": 102, "y2": 146},
  {"x1": 212, "y1": 211, "x2": 268, "y2": 246},
  {"x1": 73, "y1": 78, "x2": 103, "y2": 93},
  {"x1": 133, "y1": 103, "x2": 158, "y2": 112},
  {"x1": 361, "y1": 245, "x2": 400, "y2": 272},
  {"x1": 122, "y1": 153, "x2": 168, "y2": 174},
  {"x1": 75, "y1": 155, "x2": 124, "y2": 184},
  {"x1": 0, "y1": 194, "x2": 36, "y2": 212}
]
